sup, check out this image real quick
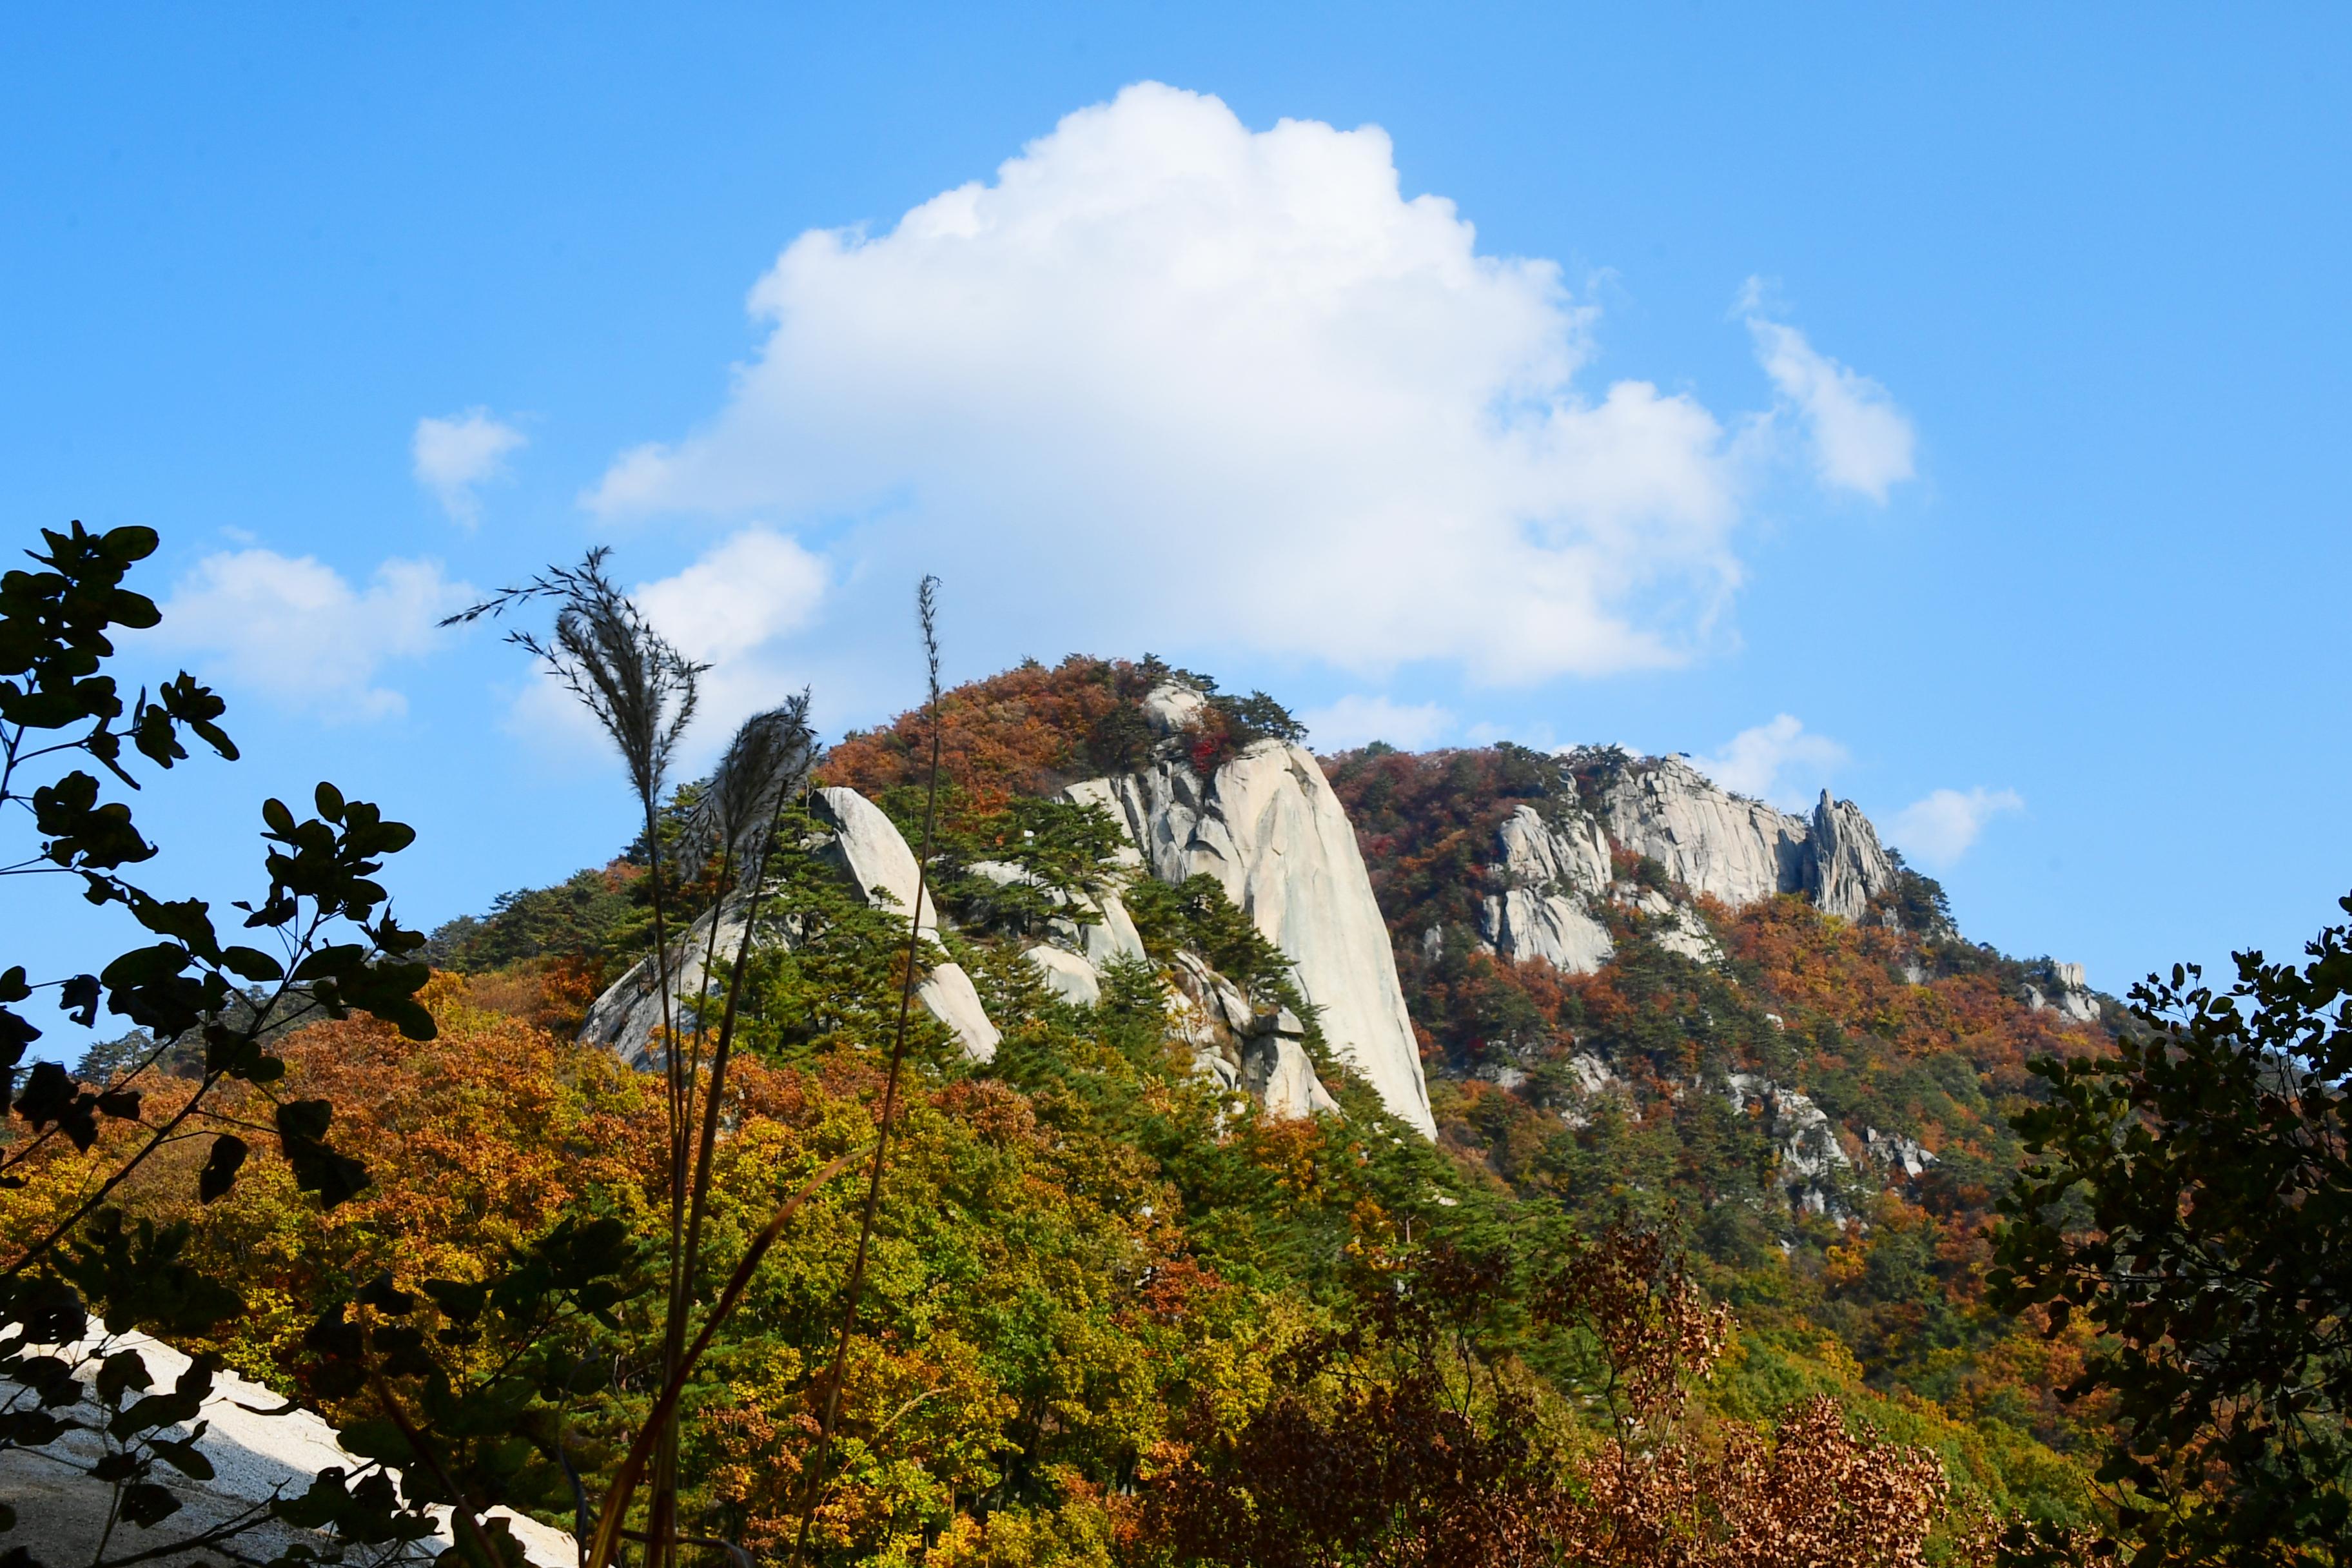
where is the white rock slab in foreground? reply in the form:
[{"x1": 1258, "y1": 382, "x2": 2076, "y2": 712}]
[{"x1": 0, "y1": 1329, "x2": 573, "y2": 1568}]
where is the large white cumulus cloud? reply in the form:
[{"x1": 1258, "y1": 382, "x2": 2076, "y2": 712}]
[{"x1": 589, "y1": 83, "x2": 1809, "y2": 683}]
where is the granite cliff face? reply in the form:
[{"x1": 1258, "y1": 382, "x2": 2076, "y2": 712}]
[
  {"x1": 1599, "y1": 756, "x2": 1814, "y2": 910},
  {"x1": 1478, "y1": 805, "x2": 1616, "y2": 975},
  {"x1": 1091, "y1": 683, "x2": 1434, "y2": 1137},
  {"x1": 1475, "y1": 750, "x2": 1903, "y2": 977}
]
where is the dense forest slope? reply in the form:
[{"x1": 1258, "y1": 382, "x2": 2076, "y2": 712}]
[
  {"x1": 810, "y1": 656, "x2": 2117, "y2": 1492},
  {"x1": 29, "y1": 651, "x2": 2122, "y2": 1558}
]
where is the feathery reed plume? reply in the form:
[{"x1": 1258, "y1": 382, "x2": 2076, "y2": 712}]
[
  {"x1": 685, "y1": 694, "x2": 816, "y2": 879},
  {"x1": 442, "y1": 549, "x2": 705, "y2": 812},
  {"x1": 444, "y1": 551, "x2": 708, "y2": 1568},
  {"x1": 794, "y1": 576, "x2": 943, "y2": 1565},
  {"x1": 678, "y1": 694, "x2": 816, "y2": 1094}
]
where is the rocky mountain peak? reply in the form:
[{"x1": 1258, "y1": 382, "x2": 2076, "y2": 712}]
[{"x1": 1471, "y1": 748, "x2": 1907, "y2": 977}]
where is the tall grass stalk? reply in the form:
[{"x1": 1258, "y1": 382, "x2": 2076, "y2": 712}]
[
  {"x1": 443, "y1": 553, "x2": 707, "y2": 1568},
  {"x1": 792, "y1": 576, "x2": 945, "y2": 1565},
  {"x1": 650, "y1": 698, "x2": 816, "y2": 1562}
]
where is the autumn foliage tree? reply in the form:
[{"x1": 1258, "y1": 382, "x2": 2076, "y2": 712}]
[{"x1": 1141, "y1": 1223, "x2": 1949, "y2": 1567}]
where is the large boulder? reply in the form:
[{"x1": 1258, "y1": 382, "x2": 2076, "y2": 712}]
[
  {"x1": 916, "y1": 961, "x2": 1001, "y2": 1062},
  {"x1": 1244, "y1": 1031, "x2": 1342, "y2": 1120},
  {"x1": 814, "y1": 786, "x2": 941, "y2": 932},
  {"x1": 1024, "y1": 943, "x2": 1102, "y2": 1008},
  {"x1": 579, "y1": 901, "x2": 751, "y2": 1070},
  {"x1": 814, "y1": 788, "x2": 998, "y2": 1061}
]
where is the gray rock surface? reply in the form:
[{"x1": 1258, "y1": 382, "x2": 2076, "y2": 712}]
[
  {"x1": 1806, "y1": 790, "x2": 1899, "y2": 922},
  {"x1": 1478, "y1": 806, "x2": 1616, "y2": 975},
  {"x1": 1480, "y1": 889, "x2": 1616, "y2": 975},
  {"x1": 1467, "y1": 754, "x2": 1904, "y2": 992},
  {"x1": 2046, "y1": 962, "x2": 2101, "y2": 1023},
  {"x1": 968, "y1": 854, "x2": 1148, "y2": 975},
  {"x1": 1066, "y1": 888, "x2": 1148, "y2": 971},
  {"x1": 1620, "y1": 887, "x2": 1724, "y2": 965},
  {"x1": 2024, "y1": 974, "x2": 2102, "y2": 1026},
  {"x1": 1085, "y1": 695, "x2": 1435, "y2": 1137},
  {"x1": 1059, "y1": 778, "x2": 1148, "y2": 868},
  {"x1": 815, "y1": 786, "x2": 940, "y2": 932},
  {"x1": 1865, "y1": 1127, "x2": 1939, "y2": 1178},
  {"x1": 1162, "y1": 950, "x2": 1337, "y2": 1121},
  {"x1": 1600, "y1": 754, "x2": 1814, "y2": 908},
  {"x1": 1024, "y1": 943, "x2": 1102, "y2": 1008},
  {"x1": 1141, "y1": 681, "x2": 1209, "y2": 735},
  {"x1": 1724, "y1": 1073, "x2": 1853, "y2": 1217},
  {"x1": 1582, "y1": 752, "x2": 1900, "y2": 923},
  {"x1": 916, "y1": 961, "x2": 1001, "y2": 1062},
  {"x1": 583, "y1": 785, "x2": 1003, "y2": 1066},
  {"x1": 1556, "y1": 1050, "x2": 1627, "y2": 1129},
  {"x1": 579, "y1": 901, "x2": 752, "y2": 1070},
  {"x1": 1244, "y1": 1033, "x2": 1342, "y2": 1119}
]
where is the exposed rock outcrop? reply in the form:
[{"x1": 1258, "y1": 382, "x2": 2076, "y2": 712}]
[
  {"x1": 2024, "y1": 961, "x2": 2102, "y2": 1025},
  {"x1": 1865, "y1": 1127, "x2": 1939, "y2": 1178},
  {"x1": 1164, "y1": 950, "x2": 1337, "y2": 1120},
  {"x1": 1805, "y1": 790, "x2": 1899, "y2": 923},
  {"x1": 1555, "y1": 1050, "x2": 1629, "y2": 1129},
  {"x1": 916, "y1": 961, "x2": 1001, "y2": 1061},
  {"x1": 970, "y1": 847, "x2": 1148, "y2": 974},
  {"x1": 1471, "y1": 752, "x2": 1905, "y2": 980},
  {"x1": 1092, "y1": 701, "x2": 1435, "y2": 1137},
  {"x1": 1601, "y1": 756, "x2": 1814, "y2": 908},
  {"x1": 580, "y1": 901, "x2": 752, "y2": 1070},
  {"x1": 816, "y1": 786, "x2": 940, "y2": 932},
  {"x1": 1620, "y1": 887, "x2": 1724, "y2": 965},
  {"x1": 1024, "y1": 942, "x2": 1102, "y2": 1008},
  {"x1": 1724, "y1": 1073, "x2": 1854, "y2": 1217},
  {"x1": 582, "y1": 784, "x2": 1002, "y2": 1066},
  {"x1": 1590, "y1": 752, "x2": 1901, "y2": 923},
  {"x1": 1478, "y1": 805, "x2": 1615, "y2": 975},
  {"x1": 1244, "y1": 1030, "x2": 1342, "y2": 1121}
]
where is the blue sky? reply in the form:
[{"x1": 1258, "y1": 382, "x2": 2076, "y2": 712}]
[{"x1": 6, "y1": 5, "x2": 2349, "y2": 1056}]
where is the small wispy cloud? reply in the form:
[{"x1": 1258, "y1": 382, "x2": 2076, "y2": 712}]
[
  {"x1": 1301, "y1": 694, "x2": 1453, "y2": 752},
  {"x1": 151, "y1": 549, "x2": 469, "y2": 720},
  {"x1": 1741, "y1": 282, "x2": 1916, "y2": 502},
  {"x1": 412, "y1": 408, "x2": 527, "y2": 525},
  {"x1": 1888, "y1": 786, "x2": 2024, "y2": 868},
  {"x1": 1692, "y1": 713, "x2": 1848, "y2": 809}
]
